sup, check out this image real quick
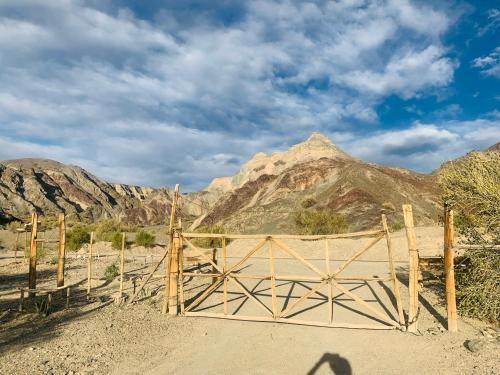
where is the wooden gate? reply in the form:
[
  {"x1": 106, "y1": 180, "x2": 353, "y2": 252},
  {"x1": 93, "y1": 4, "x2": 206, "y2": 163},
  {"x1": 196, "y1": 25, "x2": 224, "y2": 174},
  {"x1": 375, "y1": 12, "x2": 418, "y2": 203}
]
[{"x1": 174, "y1": 215, "x2": 406, "y2": 330}]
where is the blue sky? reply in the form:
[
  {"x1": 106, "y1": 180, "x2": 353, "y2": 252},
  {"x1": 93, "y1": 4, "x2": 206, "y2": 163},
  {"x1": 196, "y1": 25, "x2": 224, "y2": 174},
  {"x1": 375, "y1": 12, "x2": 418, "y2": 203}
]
[{"x1": 0, "y1": 0, "x2": 499, "y2": 191}]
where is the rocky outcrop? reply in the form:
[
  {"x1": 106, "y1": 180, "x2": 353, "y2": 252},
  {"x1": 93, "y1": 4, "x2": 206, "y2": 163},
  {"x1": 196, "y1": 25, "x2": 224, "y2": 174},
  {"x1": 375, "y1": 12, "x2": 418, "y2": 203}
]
[{"x1": 198, "y1": 134, "x2": 442, "y2": 232}]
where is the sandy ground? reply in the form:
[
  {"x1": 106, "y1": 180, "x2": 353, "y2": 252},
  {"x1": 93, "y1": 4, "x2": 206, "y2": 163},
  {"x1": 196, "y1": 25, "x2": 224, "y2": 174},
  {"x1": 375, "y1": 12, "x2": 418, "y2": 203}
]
[{"x1": 0, "y1": 226, "x2": 498, "y2": 374}]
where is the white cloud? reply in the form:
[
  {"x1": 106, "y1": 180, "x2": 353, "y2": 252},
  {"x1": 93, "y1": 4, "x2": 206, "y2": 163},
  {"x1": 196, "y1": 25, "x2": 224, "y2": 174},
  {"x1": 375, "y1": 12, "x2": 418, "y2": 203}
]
[
  {"x1": 340, "y1": 120, "x2": 500, "y2": 172},
  {"x1": 472, "y1": 47, "x2": 500, "y2": 78},
  {"x1": 0, "y1": 0, "x2": 464, "y2": 189}
]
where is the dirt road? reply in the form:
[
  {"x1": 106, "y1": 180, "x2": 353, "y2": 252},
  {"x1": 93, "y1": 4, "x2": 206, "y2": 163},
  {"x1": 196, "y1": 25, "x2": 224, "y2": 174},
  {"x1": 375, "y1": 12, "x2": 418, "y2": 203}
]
[{"x1": 0, "y1": 227, "x2": 498, "y2": 374}]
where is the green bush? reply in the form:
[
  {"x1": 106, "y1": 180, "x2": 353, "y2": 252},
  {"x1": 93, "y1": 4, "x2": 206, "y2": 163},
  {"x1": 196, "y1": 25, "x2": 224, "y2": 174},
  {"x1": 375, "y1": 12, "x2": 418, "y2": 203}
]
[
  {"x1": 104, "y1": 263, "x2": 119, "y2": 281},
  {"x1": 135, "y1": 230, "x2": 156, "y2": 248},
  {"x1": 96, "y1": 219, "x2": 121, "y2": 242},
  {"x1": 193, "y1": 225, "x2": 228, "y2": 248},
  {"x1": 439, "y1": 150, "x2": 499, "y2": 322},
  {"x1": 66, "y1": 224, "x2": 91, "y2": 252},
  {"x1": 111, "y1": 232, "x2": 124, "y2": 250},
  {"x1": 294, "y1": 209, "x2": 348, "y2": 235}
]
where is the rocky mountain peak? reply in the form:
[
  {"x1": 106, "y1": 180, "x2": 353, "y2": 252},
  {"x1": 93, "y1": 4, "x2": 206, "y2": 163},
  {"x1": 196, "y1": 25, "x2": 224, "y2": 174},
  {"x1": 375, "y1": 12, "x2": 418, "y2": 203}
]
[{"x1": 206, "y1": 133, "x2": 353, "y2": 193}]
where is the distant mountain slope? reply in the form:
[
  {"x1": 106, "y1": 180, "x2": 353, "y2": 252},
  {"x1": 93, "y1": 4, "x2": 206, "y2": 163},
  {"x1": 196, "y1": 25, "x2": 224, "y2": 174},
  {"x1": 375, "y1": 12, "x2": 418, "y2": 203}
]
[
  {"x1": 195, "y1": 133, "x2": 442, "y2": 232},
  {"x1": 0, "y1": 158, "x2": 149, "y2": 223},
  {"x1": 0, "y1": 158, "x2": 217, "y2": 226}
]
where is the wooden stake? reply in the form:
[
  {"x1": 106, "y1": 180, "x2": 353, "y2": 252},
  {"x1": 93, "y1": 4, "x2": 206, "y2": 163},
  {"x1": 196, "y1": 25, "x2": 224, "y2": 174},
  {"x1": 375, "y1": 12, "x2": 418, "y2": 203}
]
[
  {"x1": 168, "y1": 232, "x2": 180, "y2": 315},
  {"x1": 28, "y1": 213, "x2": 38, "y2": 298},
  {"x1": 24, "y1": 230, "x2": 28, "y2": 264},
  {"x1": 179, "y1": 236, "x2": 185, "y2": 314},
  {"x1": 444, "y1": 206, "x2": 458, "y2": 332},
  {"x1": 381, "y1": 214, "x2": 405, "y2": 326},
  {"x1": 325, "y1": 239, "x2": 333, "y2": 324},
  {"x1": 403, "y1": 205, "x2": 419, "y2": 332},
  {"x1": 268, "y1": 239, "x2": 278, "y2": 318},
  {"x1": 56, "y1": 213, "x2": 66, "y2": 287},
  {"x1": 163, "y1": 184, "x2": 179, "y2": 314},
  {"x1": 14, "y1": 232, "x2": 19, "y2": 262},
  {"x1": 222, "y1": 237, "x2": 228, "y2": 315},
  {"x1": 87, "y1": 232, "x2": 94, "y2": 297},
  {"x1": 211, "y1": 248, "x2": 218, "y2": 285},
  {"x1": 120, "y1": 233, "x2": 125, "y2": 299}
]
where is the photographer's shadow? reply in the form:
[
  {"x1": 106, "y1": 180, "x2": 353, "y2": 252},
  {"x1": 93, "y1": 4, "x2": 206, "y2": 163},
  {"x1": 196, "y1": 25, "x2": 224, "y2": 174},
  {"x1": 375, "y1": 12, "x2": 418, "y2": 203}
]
[{"x1": 307, "y1": 353, "x2": 352, "y2": 375}]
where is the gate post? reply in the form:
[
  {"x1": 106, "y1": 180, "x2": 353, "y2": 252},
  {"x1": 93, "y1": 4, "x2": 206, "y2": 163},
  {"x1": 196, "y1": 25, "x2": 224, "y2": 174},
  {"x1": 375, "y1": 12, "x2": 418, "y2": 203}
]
[
  {"x1": 168, "y1": 231, "x2": 180, "y2": 315},
  {"x1": 444, "y1": 206, "x2": 458, "y2": 332},
  {"x1": 28, "y1": 213, "x2": 38, "y2": 298},
  {"x1": 402, "y1": 205, "x2": 419, "y2": 333},
  {"x1": 56, "y1": 213, "x2": 66, "y2": 287},
  {"x1": 163, "y1": 184, "x2": 180, "y2": 315}
]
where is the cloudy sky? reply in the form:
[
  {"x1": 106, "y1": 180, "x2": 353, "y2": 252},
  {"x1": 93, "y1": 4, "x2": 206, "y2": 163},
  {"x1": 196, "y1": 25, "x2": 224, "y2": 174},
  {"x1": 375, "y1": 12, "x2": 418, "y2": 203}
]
[{"x1": 0, "y1": 0, "x2": 499, "y2": 191}]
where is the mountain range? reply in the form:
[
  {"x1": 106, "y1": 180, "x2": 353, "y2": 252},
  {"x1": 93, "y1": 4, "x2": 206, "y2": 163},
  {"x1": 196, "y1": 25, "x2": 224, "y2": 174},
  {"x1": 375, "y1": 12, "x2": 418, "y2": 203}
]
[{"x1": 0, "y1": 133, "x2": 497, "y2": 232}]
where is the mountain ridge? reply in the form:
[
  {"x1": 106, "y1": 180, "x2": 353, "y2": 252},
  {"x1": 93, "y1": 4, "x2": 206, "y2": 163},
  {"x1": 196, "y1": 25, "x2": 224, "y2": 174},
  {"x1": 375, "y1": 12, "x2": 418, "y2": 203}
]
[{"x1": 1, "y1": 134, "x2": 497, "y2": 231}]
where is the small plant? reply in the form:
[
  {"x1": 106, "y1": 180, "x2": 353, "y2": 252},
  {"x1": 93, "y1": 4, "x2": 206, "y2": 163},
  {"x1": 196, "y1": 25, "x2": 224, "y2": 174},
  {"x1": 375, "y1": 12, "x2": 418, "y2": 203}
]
[
  {"x1": 49, "y1": 255, "x2": 59, "y2": 265},
  {"x1": 382, "y1": 202, "x2": 396, "y2": 211},
  {"x1": 135, "y1": 230, "x2": 156, "y2": 248},
  {"x1": 111, "y1": 232, "x2": 124, "y2": 250},
  {"x1": 66, "y1": 224, "x2": 91, "y2": 251},
  {"x1": 104, "y1": 262, "x2": 120, "y2": 281},
  {"x1": 34, "y1": 297, "x2": 49, "y2": 315},
  {"x1": 301, "y1": 197, "x2": 317, "y2": 209},
  {"x1": 390, "y1": 221, "x2": 404, "y2": 232},
  {"x1": 24, "y1": 245, "x2": 47, "y2": 260},
  {"x1": 294, "y1": 209, "x2": 348, "y2": 235}
]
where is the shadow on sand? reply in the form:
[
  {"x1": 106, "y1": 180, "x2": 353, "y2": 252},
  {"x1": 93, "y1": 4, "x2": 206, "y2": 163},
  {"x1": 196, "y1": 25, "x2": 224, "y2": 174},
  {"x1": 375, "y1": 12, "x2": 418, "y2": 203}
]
[{"x1": 307, "y1": 353, "x2": 352, "y2": 375}]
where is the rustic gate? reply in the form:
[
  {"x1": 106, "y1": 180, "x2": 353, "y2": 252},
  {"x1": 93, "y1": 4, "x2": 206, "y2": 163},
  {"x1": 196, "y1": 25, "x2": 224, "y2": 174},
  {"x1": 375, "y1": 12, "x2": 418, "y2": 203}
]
[{"x1": 173, "y1": 215, "x2": 406, "y2": 330}]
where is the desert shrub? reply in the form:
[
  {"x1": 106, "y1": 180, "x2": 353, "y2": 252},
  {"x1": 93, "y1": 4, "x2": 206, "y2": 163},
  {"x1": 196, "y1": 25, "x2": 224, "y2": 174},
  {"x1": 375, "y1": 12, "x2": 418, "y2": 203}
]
[
  {"x1": 294, "y1": 209, "x2": 348, "y2": 235},
  {"x1": 7, "y1": 221, "x2": 23, "y2": 233},
  {"x1": 301, "y1": 197, "x2": 317, "y2": 209},
  {"x1": 382, "y1": 202, "x2": 396, "y2": 211},
  {"x1": 96, "y1": 219, "x2": 121, "y2": 242},
  {"x1": 135, "y1": 230, "x2": 156, "y2": 248},
  {"x1": 193, "y1": 225, "x2": 229, "y2": 248},
  {"x1": 66, "y1": 224, "x2": 91, "y2": 252},
  {"x1": 390, "y1": 221, "x2": 404, "y2": 232},
  {"x1": 104, "y1": 263, "x2": 119, "y2": 281},
  {"x1": 439, "y1": 150, "x2": 499, "y2": 322},
  {"x1": 111, "y1": 232, "x2": 124, "y2": 250},
  {"x1": 41, "y1": 215, "x2": 58, "y2": 230},
  {"x1": 24, "y1": 244, "x2": 47, "y2": 260}
]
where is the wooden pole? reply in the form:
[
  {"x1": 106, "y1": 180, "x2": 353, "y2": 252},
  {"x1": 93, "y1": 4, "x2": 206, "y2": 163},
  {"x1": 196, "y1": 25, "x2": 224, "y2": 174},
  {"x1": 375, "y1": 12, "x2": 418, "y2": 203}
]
[
  {"x1": 222, "y1": 237, "x2": 228, "y2": 315},
  {"x1": 87, "y1": 232, "x2": 94, "y2": 297},
  {"x1": 28, "y1": 213, "x2": 38, "y2": 298},
  {"x1": 179, "y1": 235, "x2": 185, "y2": 314},
  {"x1": 403, "y1": 205, "x2": 419, "y2": 333},
  {"x1": 120, "y1": 233, "x2": 125, "y2": 299},
  {"x1": 24, "y1": 230, "x2": 28, "y2": 264},
  {"x1": 211, "y1": 248, "x2": 218, "y2": 285},
  {"x1": 444, "y1": 206, "x2": 458, "y2": 332},
  {"x1": 56, "y1": 213, "x2": 66, "y2": 287},
  {"x1": 163, "y1": 183, "x2": 179, "y2": 314},
  {"x1": 168, "y1": 231, "x2": 180, "y2": 315},
  {"x1": 268, "y1": 239, "x2": 277, "y2": 318},
  {"x1": 325, "y1": 239, "x2": 333, "y2": 324},
  {"x1": 382, "y1": 214, "x2": 405, "y2": 327},
  {"x1": 14, "y1": 232, "x2": 19, "y2": 262}
]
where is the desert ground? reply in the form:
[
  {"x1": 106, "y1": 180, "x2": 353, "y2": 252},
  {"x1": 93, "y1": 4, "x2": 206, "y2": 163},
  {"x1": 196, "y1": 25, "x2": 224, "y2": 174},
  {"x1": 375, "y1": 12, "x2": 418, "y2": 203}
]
[{"x1": 0, "y1": 226, "x2": 498, "y2": 375}]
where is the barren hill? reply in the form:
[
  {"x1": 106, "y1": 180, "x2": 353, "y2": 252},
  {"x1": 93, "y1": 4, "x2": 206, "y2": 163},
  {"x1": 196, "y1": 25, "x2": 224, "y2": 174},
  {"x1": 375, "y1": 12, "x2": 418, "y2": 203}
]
[
  {"x1": 4, "y1": 134, "x2": 495, "y2": 231},
  {"x1": 195, "y1": 133, "x2": 442, "y2": 232}
]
